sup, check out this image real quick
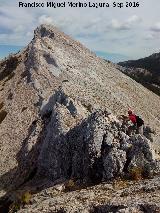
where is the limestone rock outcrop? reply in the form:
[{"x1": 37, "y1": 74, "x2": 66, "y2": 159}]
[{"x1": 14, "y1": 89, "x2": 159, "y2": 185}]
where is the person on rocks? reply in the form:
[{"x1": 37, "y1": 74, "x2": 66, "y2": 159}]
[{"x1": 128, "y1": 110, "x2": 144, "y2": 135}]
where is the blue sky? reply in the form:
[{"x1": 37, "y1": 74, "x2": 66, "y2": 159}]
[
  {"x1": 0, "y1": 45, "x2": 23, "y2": 58},
  {"x1": 0, "y1": 0, "x2": 160, "y2": 61}
]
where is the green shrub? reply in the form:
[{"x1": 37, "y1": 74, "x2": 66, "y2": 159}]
[{"x1": 21, "y1": 191, "x2": 32, "y2": 204}]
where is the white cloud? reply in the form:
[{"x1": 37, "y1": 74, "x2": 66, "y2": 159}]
[
  {"x1": 110, "y1": 15, "x2": 142, "y2": 31},
  {"x1": 144, "y1": 32, "x2": 160, "y2": 40},
  {"x1": 151, "y1": 22, "x2": 160, "y2": 32},
  {"x1": 38, "y1": 15, "x2": 53, "y2": 25},
  {"x1": 144, "y1": 34, "x2": 155, "y2": 40},
  {"x1": 127, "y1": 15, "x2": 142, "y2": 24},
  {"x1": 26, "y1": 31, "x2": 33, "y2": 37},
  {"x1": 145, "y1": 21, "x2": 160, "y2": 40},
  {"x1": 14, "y1": 25, "x2": 25, "y2": 33},
  {"x1": 110, "y1": 19, "x2": 130, "y2": 30}
]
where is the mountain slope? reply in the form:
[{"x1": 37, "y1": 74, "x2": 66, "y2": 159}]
[
  {"x1": 0, "y1": 25, "x2": 160, "y2": 210},
  {"x1": 118, "y1": 52, "x2": 160, "y2": 95}
]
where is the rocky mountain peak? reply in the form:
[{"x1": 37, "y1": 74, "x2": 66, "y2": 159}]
[
  {"x1": 34, "y1": 24, "x2": 56, "y2": 39},
  {"x1": 0, "y1": 24, "x2": 160, "y2": 212}
]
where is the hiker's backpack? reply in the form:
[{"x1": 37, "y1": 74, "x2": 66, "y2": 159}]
[{"x1": 136, "y1": 115, "x2": 144, "y2": 126}]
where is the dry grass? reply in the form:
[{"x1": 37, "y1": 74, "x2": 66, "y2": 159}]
[
  {"x1": 113, "y1": 179, "x2": 129, "y2": 190},
  {"x1": 129, "y1": 167, "x2": 143, "y2": 181},
  {"x1": 64, "y1": 179, "x2": 77, "y2": 192},
  {"x1": 64, "y1": 179, "x2": 87, "y2": 192},
  {"x1": 9, "y1": 191, "x2": 32, "y2": 212}
]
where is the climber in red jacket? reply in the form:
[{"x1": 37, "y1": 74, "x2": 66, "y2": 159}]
[
  {"x1": 128, "y1": 110, "x2": 136, "y2": 124},
  {"x1": 128, "y1": 110, "x2": 144, "y2": 135}
]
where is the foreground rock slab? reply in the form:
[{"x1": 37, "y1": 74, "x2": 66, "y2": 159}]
[{"x1": 16, "y1": 177, "x2": 160, "y2": 213}]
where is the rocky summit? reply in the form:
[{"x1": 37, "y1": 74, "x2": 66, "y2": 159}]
[{"x1": 0, "y1": 24, "x2": 160, "y2": 212}]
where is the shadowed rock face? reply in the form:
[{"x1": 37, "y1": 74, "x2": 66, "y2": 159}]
[{"x1": 0, "y1": 24, "x2": 160, "y2": 212}]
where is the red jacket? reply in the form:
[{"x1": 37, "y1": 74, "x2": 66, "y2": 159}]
[{"x1": 129, "y1": 114, "x2": 137, "y2": 124}]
